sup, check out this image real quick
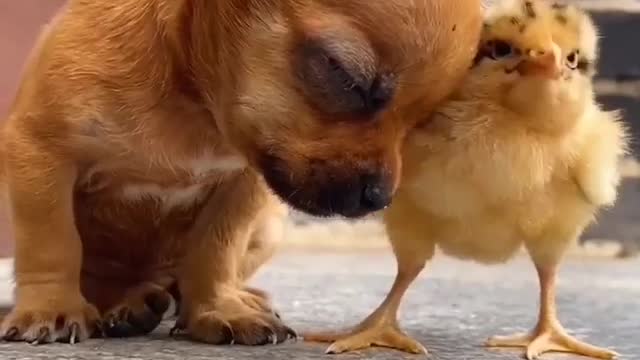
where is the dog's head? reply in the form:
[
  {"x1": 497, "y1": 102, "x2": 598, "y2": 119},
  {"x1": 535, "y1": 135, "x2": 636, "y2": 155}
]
[{"x1": 214, "y1": 0, "x2": 482, "y2": 218}]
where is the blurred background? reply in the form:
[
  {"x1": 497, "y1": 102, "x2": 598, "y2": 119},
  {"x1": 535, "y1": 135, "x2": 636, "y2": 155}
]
[{"x1": 0, "y1": 0, "x2": 638, "y2": 258}]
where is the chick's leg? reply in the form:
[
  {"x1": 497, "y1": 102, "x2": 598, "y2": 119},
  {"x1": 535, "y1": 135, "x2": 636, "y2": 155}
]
[
  {"x1": 303, "y1": 198, "x2": 434, "y2": 354},
  {"x1": 304, "y1": 265, "x2": 426, "y2": 354},
  {"x1": 486, "y1": 262, "x2": 619, "y2": 359}
]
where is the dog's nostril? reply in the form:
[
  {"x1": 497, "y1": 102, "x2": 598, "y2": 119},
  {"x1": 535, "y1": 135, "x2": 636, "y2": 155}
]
[{"x1": 360, "y1": 177, "x2": 392, "y2": 211}]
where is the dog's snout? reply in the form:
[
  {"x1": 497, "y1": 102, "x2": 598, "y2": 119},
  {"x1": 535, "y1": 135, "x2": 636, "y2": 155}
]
[
  {"x1": 259, "y1": 153, "x2": 397, "y2": 218},
  {"x1": 360, "y1": 175, "x2": 392, "y2": 212}
]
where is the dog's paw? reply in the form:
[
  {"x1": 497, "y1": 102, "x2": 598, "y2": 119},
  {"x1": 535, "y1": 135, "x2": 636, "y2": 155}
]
[
  {"x1": 188, "y1": 310, "x2": 296, "y2": 345},
  {"x1": 1, "y1": 297, "x2": 100, "y2": 344},
  {"x1": 238, "y1": 286, "x2": 279, "y2": 315},
  {"x1": 103, "y1": 283, "x2": 176, "y2": 338},
  {"x1": 186, "y1": 287, "x2": 296, "y2": 345}
]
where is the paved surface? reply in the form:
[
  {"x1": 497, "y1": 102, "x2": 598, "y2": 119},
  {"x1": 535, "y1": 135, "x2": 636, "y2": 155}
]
[
  {"x1": 0, "y1": 3, "x2": 638, "y2": 358},
  {"x1": 0, "y1": 251, "x2": 637, "y2": 360}
]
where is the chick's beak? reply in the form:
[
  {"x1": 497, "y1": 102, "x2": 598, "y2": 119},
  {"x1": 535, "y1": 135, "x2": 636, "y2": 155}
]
[{"x1": 516, "y1": 46, "x2": 561, "y2": 79}]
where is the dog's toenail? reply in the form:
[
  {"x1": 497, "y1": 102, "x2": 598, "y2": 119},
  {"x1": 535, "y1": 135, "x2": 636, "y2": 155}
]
[
  {"x1": 286, "y1": 327, "x2": 298, "y2": 341},
  {"x1": 262, "y1": 326, "x2": 276, "y2": 345},
  {"x1": 69, "y1": 322, "x2": 79, "y2": 344},
  {"x1": 30, "y1": 327, "x2": 50, "y2": 345},
  {"x1": 3, "y1": 327, "x2": 19, "y2": 341},
  {"x1": 222, "y1": 324, "x2": 234, "y2": 345}
]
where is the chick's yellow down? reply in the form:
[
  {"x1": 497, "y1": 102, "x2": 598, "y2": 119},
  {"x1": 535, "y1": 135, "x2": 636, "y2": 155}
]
[{"x1": 304, "y1": 1, "x2": 629, "y2": 359}]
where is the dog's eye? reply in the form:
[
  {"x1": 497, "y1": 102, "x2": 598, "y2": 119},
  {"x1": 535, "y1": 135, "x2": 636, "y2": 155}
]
[
  {"x1": 325, "y1": 57, "x2": 391, "y2": 114},
  {"x1": 566, "y1": 50, "x2": 579, "y2": 70},
  {"x1": 294, "y1": 42, "x2": 394, "y2": 118},
  {"x1": 489, "y1": 40, "x2": 514, "y2": 59}
]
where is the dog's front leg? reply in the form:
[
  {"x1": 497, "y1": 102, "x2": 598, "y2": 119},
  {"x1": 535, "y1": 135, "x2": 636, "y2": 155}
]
[
  {"x1": 176, "y1": 172, "x2": 295, "y2": 345},
  {"x1": 0, "y1": 139, "x2": 100, "y2": 344}
]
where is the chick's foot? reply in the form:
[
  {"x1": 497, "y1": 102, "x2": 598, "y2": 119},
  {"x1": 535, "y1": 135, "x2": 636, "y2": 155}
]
[
  {"x1": 486, "y1": 324, "x2": 619, "y2": 360},
  {"x1": 304, "y1": 323, "x2": 426, "y2": 355}
]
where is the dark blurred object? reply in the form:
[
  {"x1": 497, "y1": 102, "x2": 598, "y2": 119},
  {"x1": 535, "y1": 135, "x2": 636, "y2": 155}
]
[
  {"x1": 582, "y1": 178, "x2": 640, "y2": 258},
  {"x1": 591, "y1": 10, "x2": 640, "y2": 157},
  {"x1": 592, "y1": 11, "x2": 640, "y2": 82},
  {"x1": 582, "y1": 11, "x2": 640, "y2": 257},
  {"x1": 597, "y1": 94, "x2": 640, "y2": 155},
  {"x1": 0, "y1": 0, "x2": 67, "y2": 257}
]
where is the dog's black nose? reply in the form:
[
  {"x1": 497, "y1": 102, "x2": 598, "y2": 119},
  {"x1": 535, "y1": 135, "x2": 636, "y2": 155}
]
[{"x1": 360, "y1": 175, "x2": 393, "y2": 212}]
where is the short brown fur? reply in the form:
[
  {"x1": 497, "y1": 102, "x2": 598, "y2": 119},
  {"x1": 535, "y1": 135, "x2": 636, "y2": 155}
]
[{"x1": 0, "y1": 0, "x2": 482, "y2": 345}]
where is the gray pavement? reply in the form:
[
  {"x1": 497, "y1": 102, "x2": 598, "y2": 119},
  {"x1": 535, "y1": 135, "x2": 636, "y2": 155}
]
[
  {"x1": 582, "y1": 178, "x2": 640, "y2": 256},
  {"x1": 0, "y1": 250, "x2": 637, "y2": 360}
]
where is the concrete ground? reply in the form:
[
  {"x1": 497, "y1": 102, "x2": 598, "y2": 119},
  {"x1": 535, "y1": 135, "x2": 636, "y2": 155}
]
[
  {"x1": 0, "y1": 2, "x2": 638, "y2": 360},
  {"x1": 0, "y1": 251, "x2": 637, "y2": 360}
]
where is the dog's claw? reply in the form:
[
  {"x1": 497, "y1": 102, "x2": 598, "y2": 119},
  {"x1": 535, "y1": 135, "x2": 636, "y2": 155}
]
[
  {"x1": 286, "y1": 327, "x2": 298, "y2": 341},
  {"x1": 3, "y1": 327, "x2": 19, "y2": 341},
  {"x1": 30, "y1": 327, "x2": 50, "y2": 345},
  {"x1": 267, "y1": 327, "x2": 277, "y2": 345},
  {"x1": 69, "y1": 322, "x2": 79, "y2": 344}
]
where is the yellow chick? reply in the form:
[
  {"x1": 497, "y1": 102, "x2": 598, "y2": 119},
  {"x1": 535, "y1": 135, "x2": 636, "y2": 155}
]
[{"x1": 304, "y1": 1, "x2": 629, "y2": 359}]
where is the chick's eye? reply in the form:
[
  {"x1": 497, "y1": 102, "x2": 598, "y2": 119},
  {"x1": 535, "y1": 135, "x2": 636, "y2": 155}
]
[
  {"x1": 566, "y1": 50, "x2": 579, "y2": 69},
  {"x1": 489, "y1": 40, "x2": 513, "y2": 59}
]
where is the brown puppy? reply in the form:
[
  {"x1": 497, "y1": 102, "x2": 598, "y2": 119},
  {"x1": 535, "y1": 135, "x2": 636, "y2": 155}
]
[{"x1": 0, "y1": 0, "x2": 481, "y2": 346}]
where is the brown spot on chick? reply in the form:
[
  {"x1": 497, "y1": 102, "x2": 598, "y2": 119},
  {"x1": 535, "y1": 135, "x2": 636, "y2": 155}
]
[
  {"x1": 524, "y1": 1, "x2": 536, "y2": 18},
  {"x1": 555, "y1": 14, "x2": 568, "y2": 24},
  {"x1": 551, "y1": 2, "x2": 568, "y2": 10}
]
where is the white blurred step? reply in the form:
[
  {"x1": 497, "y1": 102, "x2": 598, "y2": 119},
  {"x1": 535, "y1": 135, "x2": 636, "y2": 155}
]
[{"x1": 0, "y1": 258, "x2": 14, "y2": 307}]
